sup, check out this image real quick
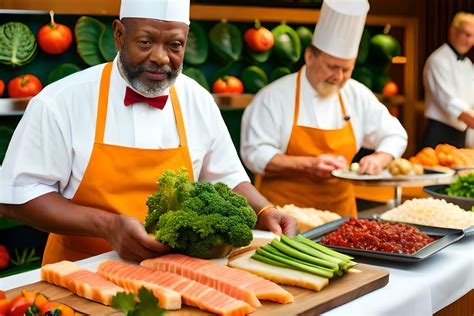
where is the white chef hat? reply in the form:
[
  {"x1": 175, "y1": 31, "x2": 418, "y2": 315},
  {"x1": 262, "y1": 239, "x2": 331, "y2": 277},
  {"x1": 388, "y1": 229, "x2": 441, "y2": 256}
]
[
  {"x1": 120, "y1": 0, "x2": 190, "y2": 25},
  {"x1": 312, "y1": 0, "x2": 369, "y2": 59}
]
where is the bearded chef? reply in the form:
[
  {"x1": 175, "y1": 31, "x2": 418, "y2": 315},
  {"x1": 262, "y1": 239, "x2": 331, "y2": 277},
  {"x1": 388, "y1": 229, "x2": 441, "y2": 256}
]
[
  {"x1": 0, "y1": 0, "x2": 297, "y2": 265},
  {"x1": 240, "y1": 0, "x2": 408, "y2": 216}
]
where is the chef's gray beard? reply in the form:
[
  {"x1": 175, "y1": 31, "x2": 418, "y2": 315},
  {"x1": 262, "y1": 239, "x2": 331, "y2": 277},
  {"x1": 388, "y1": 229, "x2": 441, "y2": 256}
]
[{"x1": 117, "y1": 50, "x2": 182, "y2": 97}]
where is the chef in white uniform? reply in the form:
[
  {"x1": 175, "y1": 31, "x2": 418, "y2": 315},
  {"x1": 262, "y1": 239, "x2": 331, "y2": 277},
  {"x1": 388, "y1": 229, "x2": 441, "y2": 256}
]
[
  {"x1": 422, "y1": 12, "x2": 474, "y2": 149},
  {"x1": 0, "y1": 0, "x2": 296, "y2": 264},
  {"x1": 240, "y1": 0, "x2": 407, "y2": 215}
]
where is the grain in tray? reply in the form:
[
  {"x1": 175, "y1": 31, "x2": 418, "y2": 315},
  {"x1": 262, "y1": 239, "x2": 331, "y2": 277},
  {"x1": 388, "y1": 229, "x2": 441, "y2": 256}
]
[{"x1": 381, "y1": 198, "x2": 474, "y2": 230}]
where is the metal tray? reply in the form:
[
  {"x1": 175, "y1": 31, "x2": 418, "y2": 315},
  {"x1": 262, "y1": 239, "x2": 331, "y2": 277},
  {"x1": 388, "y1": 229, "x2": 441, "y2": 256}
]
[
  {"x1": 332, "y1": 168, "x2": 454, "y2": 187},
  {"x1": 301, "y1": 217, "x2": 465, "y2": 262},
  {"x1": 423, "y1": 184, "x2": 474, "y2": 211}
]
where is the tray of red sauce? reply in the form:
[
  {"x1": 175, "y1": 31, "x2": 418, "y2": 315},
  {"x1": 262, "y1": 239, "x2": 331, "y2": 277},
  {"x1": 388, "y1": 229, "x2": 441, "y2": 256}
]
[{"x1": 302, "y1": 217, "x2": 465, "y2": 262}]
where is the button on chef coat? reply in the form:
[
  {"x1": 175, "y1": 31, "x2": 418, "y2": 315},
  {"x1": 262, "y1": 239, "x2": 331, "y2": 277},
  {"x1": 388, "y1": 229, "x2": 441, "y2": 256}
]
[
  {"x1": 240, "y1": 66, "x2": 408, "y2": 174},
  {"x1": 423, "y1": 43, "x2": 474, "y2": 131},
  {"x1": 1, "y1": 58, "x2": 249, "y2": 204}
]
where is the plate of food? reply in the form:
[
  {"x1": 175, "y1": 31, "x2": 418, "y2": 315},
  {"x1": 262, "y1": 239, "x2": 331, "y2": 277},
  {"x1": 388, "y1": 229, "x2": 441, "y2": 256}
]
[
  {"x1": 301, "y1": 217, "x2": 464, "y2": 262},
  {"x1": 332, "y1": 159, "x2": 454, "y2": 186},
  {"x1": 423, "y1": 173, "x2": 474, "y2": 211}
]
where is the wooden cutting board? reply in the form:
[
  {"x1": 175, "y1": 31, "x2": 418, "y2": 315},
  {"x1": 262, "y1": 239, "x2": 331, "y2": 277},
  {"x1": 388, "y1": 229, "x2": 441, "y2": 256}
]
[{"x1": 5, "y1": 263, "x2": 388, "y2": 315}]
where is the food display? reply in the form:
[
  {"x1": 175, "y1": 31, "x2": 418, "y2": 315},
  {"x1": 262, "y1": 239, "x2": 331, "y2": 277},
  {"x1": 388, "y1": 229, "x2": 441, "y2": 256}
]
[
  {"x1": 321, "y1": 218, "x2": 435, "y2": 254},
  {"x1": 445, "y1": 174, "x2": 474, "y2": 199},
  {"x1": 410, "y1": 144, "x2": 474, "y2": 168},
  {"x1": 277, "y1": 204, "x2": 341, "y2": 232},
  {"x1": 387, "y1": 158, "x2": 423, "y2": 176},
  {"x1": 381, "y1": 198, "x2": 474, "y2": 229}
]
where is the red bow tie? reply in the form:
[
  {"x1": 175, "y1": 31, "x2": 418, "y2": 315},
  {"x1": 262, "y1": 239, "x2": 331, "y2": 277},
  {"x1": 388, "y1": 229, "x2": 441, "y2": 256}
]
[{"x1": 124, "y1": 87, "x2": 168, "y2": 110}]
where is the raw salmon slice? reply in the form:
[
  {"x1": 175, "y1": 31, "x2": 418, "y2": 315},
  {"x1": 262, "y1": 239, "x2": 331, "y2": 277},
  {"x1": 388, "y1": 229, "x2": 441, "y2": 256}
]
[
  {"x1": 98, "y1": 259, "x2": 253, "y2": 316},
  {"x1": 141, "y1": 254, "x2": 294, "y2": 305},
  {"x1": 41, "y1": 260, "x2": 126, "y2": 305}
]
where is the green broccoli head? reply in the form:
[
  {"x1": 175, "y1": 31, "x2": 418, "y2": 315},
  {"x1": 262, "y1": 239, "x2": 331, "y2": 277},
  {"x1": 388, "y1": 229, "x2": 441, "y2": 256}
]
[{"x1": 146, "y1": 170, "x2": 257, "y2": 258}]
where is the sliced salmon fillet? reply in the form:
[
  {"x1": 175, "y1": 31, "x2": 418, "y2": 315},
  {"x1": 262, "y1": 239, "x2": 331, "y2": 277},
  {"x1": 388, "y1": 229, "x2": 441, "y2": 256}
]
[
  {"x1": 41, "y1": 261, "x2": 126, "y2": 305},
  {"x1": 98, "y1": 259, "x2": 253, "y2": 316},
  {"x1": 140, "y1": 254, "x2": 294, "y2": 305}
]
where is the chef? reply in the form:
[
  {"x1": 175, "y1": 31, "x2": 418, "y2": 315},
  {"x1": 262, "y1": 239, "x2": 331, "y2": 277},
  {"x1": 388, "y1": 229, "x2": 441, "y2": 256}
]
[
  {"x1": 0, "y1": 0, "x2": 296, "y2": 265},
  {"x1": 240, "y1": 0, "x2": 407, "y2": 216},
  {"x1": 422, "y1": 12, "x2": 474, "y2": 149}
]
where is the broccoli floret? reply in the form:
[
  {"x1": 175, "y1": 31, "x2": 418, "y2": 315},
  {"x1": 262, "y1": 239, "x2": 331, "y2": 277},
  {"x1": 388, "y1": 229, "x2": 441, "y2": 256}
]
[
  {"x1": 144, "y1": 168, "x2": 194, "y2": 233},
  {"x1": 146, "y1": 169, "x2": 258, "y2": 258}
]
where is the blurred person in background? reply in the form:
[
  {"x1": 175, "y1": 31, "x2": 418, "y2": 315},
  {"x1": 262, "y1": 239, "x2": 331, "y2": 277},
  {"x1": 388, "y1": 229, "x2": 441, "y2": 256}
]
[{"x1": 422, "y1": 12, "x2": 474, "y2": 149}]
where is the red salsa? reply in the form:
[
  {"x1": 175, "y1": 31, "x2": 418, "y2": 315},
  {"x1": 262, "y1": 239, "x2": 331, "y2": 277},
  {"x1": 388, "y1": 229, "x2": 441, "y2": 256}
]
[{"x1": 321, "y1": 218, "x2": 435, "y2": 254}]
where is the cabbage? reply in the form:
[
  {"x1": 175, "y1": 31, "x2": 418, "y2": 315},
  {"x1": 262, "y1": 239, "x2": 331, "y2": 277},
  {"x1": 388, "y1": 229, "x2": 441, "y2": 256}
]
[{"x1": 0, "y1": 22, "x2": 37, "y2": 67}]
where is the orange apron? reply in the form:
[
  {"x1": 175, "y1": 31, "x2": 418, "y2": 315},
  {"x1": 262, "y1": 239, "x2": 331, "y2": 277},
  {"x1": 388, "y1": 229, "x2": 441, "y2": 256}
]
[
  {"x1": 257, "y1": 68, "x2": 357, "y2": 216},
  {"x1": 42, "y1": 62, "x2": 194, "y2": 265}
]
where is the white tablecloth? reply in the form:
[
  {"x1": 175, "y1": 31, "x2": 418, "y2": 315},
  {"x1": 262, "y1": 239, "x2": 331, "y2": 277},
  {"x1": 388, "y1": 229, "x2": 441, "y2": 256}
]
[{"x1": 1, "y1": 235, "x2": 473, "y2": 316}]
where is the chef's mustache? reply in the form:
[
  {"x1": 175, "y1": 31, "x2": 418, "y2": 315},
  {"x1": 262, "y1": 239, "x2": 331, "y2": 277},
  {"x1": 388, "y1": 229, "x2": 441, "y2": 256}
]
[{"x1": 139, "y1": 63, "x2": 174, "y2": 74}]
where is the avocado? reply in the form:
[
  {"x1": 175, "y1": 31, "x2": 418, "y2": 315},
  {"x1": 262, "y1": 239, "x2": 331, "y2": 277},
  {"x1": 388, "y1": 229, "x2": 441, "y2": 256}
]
[{"x1": 271, "y1": 24, "x2": 301, "y2": 66}]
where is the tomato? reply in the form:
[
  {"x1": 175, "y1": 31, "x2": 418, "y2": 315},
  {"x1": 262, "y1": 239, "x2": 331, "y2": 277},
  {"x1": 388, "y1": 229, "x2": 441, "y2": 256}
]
[
  {"x1": 0, "y1": 245, "x2": 8, "y2": 270},
  {"x1": 244, "y1": 20, "x2": 274, "y2": 52},
  {"x1": 382, "y1": 80, "x2": 399, "y2": 96},
  {"x1": 37, "y1": 10, "x2": 73, "y2": 54},
  {"x1": 212, "y1": 76, "x2": 244, "y2": 94},
  {"x1": 7, "y1": 75, "x2": 43, "y2": 98},
  {"x1": 0, "y1": 80, "x2": 4, "y2": 97},
  {"x1": 39, "y1": 301, "x2": 74, "y2": 316},
  {"x1": 9, "y1": 297, "x2": 35, "y2": 316}
]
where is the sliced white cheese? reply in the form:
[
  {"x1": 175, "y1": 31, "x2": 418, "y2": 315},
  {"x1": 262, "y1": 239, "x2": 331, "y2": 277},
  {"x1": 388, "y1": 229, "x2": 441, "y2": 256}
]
[{"x1": 228, "y1": 250, "x2": 329, "y2": 291}]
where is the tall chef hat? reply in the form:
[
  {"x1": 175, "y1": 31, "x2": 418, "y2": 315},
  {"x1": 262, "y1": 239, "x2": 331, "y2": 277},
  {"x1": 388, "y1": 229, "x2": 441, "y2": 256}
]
[
  {"x1": 312, "y1": 0, "x2": 369, "y2": 59},
  {"x1": 120, "y1": 0, "x2": 190, "y2": 25}
]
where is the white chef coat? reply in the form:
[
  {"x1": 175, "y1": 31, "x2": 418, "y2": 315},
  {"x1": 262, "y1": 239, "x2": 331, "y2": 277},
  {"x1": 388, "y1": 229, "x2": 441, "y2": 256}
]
[
  {"x1": 240, "y1": 66, "x2": 408, "y2": 174},
  {"x1": 423, "y1": 43, "x2": 474, "y2": 131},
  {"x1": 0, "y1": 58, "x2": 249, "y2": 204}
]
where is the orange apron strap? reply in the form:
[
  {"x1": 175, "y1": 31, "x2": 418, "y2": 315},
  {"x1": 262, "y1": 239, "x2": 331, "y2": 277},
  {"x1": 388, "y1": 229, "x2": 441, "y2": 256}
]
[
  {"x1": 293, "y1": 68, "x2": 303, "y2": 126},
  {"x1": 95, "y1": 62, "x2": 113, "y2": 143},
  {"x1": 169, "y1": 86, "x2": 194, "y2": 180}
]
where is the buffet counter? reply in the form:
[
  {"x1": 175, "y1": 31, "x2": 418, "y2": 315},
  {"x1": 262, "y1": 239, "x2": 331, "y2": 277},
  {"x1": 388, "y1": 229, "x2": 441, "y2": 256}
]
[{"x1": 1, "y1": 234, "x2": 472, "y2": 316}]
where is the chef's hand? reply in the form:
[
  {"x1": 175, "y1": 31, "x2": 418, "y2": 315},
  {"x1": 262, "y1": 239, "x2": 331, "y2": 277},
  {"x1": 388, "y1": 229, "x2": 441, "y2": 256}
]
[
  {"x1": 105, "y1": 215, "x2": 170, "y2": 261},
  {"x1": 358, "y1": 152, "x2": 393, "y2": 175},
  {"x1": 306, "y1": 154, "x2": 348, "y2": 178},
  {"x1": 458, "y1": 110, "x2": 474, "y2": 128},
  {"x1": 255, "y1": 207, "x2": 298, "y2": 236}
]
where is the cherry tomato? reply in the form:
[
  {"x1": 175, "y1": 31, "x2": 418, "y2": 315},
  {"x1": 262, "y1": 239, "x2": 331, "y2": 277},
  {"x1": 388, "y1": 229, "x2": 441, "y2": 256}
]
[
  {"x1": 37, "y1": 11, "x2": 73, "y2": 54},
  {"x1": 0, "y1": 80, "x2": 4, "y2": 97},
  {"x1": 7, "y1": 75, "x2": 43, "y2": 98},
  {"x1": 244, "y1": 21, "x2": 274, "y2": 52},
  {"x1": 212, "y1": 76, "x2": 244, "y2": 94},
  {"x1": 0, "y1": 245, "x2": 9, "y2": 270}
]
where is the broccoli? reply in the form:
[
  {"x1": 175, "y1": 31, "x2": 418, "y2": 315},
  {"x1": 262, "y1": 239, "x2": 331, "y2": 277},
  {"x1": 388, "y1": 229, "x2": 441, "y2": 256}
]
[{"x1": 144, "y1": 169, "x2": 257, "y2": 258}]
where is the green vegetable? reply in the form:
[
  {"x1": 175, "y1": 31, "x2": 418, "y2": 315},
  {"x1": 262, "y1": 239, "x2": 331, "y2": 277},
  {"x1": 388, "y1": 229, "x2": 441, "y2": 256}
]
[
  {"x1": 99, "y1": 24, "x2": 117, "y2": 61},
  {"x1": 209, "y1": 20, "x2": 242, "y2": 64},
  {"x1": 185, "y1": 22, "x2": 209, "y2": 65},
  {"x1": 293, "y1": 234, "x2": 354, "y2": 261},
  {"x1": 271, "y1": 23, "x2": 301, "y2": 66},
  {"x1": 10, "y1": 248, "x2": 40, "y2": 266},
  {"x1": 0, "y1": 22, "x2": 37, "y2": 67},
  {"x1": 246, "y1": 47, "x2": 272, "y2": 63},
  {"x1": 296, "y1": 26, "x2": 313, "y2": 53},
  {"x1": 445, "y1": 174, "x2": 474, "y2": 199},
  {"x1": 183, "y1": 67, "x2": 209, "y2": 91},
  {"x1": 256, "y1": 247, "x2": 333, "y2": 278},
  {"x1": 145, "y1": 168, "x2": 257, "y2": 258},
  {"x1": 47, "y1": 63, "x2": 81, "y2": 85},
  {"x1": 112, "y1": 287, "x2": 165, "y2": 316},
  {"x1": 75, "y1": 16, "x2": 106, "y2": 66},
  {"x1": 270, "y1": 67, "x2": 291, "y2": 82},
  {"x1": 241, "y1": 65, "x2": 268, "y2": 94},
  {"x1": 369, "y1": 34, "x2": 401, "y2": 63}
]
